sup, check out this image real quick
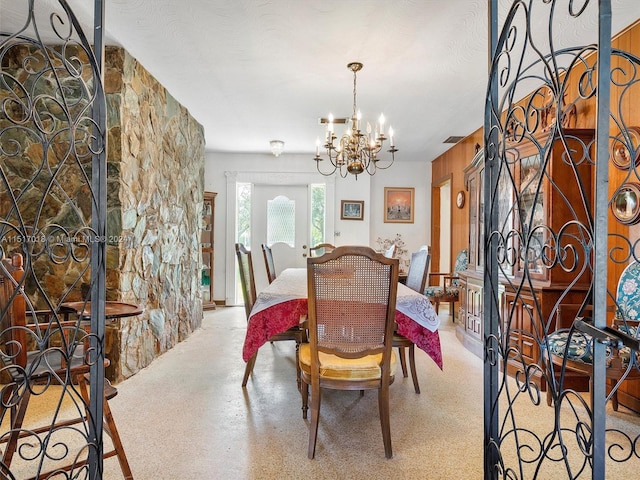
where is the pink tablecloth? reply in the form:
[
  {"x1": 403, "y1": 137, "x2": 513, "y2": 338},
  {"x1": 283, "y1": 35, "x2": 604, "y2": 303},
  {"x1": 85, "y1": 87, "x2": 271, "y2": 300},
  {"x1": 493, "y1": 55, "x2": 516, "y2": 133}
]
[{"x1": 241, "y1": 269, "x2": 443, "y2": 370}]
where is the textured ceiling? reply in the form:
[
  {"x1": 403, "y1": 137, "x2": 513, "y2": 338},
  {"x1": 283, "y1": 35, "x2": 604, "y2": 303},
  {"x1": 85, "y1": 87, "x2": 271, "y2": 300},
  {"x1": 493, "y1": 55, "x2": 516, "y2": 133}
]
[{"x1": 2, "y1": 1, "x2": 640, "y2": 162}]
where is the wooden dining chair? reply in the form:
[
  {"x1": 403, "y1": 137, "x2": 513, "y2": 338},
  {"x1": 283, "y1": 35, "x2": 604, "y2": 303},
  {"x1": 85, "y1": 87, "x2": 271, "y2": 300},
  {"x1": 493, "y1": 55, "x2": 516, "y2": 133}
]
[
  {"x1": 0, "y1": 253, "x2": 133, "y2": 479},
  {"x1": 545, "y1": 260, "x2": 640, "y2": 410},
  {"x1": 261, "y1": 243, "x2": 277, "y2": 284},
  {"x1": 236, "y1": 243, "x2": 306, "y2": 388},
  {"x1": 424, "y1": 249, "x2": 467, "y2": 318},
  {"x1": 300, "y1": 246, "x2": 399, "y2": 459},
  {"x1": 393, "y1": 246, "x2": 430, "y2": 393},
  {"x1": 309, "y1": 243, "x2": 335, "y2": 257}
]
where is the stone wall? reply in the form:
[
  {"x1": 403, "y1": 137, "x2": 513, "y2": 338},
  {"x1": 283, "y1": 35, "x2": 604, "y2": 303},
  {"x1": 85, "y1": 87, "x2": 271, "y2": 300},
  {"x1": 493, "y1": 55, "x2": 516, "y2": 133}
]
[{"x1": 104, "y1": 46, "x2": 205, "y2": 380}]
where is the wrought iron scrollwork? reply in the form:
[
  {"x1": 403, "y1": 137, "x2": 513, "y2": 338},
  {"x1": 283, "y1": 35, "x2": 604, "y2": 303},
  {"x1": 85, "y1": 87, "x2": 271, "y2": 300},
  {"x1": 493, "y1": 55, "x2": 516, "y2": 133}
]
[
  {"x1": 486, "y1": 0, "x2": 640, "y2": 477},
  {"x1": 1, "y1": 1, "x2": 106, "y2": 478}
]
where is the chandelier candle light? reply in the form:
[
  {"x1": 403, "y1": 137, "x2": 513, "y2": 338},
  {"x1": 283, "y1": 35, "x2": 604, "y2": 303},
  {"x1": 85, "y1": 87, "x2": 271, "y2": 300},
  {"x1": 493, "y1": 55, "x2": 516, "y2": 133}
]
[{"x1": 314, "y1": 62, "x2": 397, "y2": 179}]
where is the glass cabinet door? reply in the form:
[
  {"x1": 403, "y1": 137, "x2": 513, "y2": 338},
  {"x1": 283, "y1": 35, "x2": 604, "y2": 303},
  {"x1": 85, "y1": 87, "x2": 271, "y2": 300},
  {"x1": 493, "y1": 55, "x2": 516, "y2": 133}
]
[
  {"x1": 497, "y1": 164, "x2": 514, "y2": 277},
  {"x1": 478, "y1": 169, "x2": 485, "y2": 269},
  {"x1": 468, "y1": 175, "x2": 477, "y2": 268},
  {"x1": 518, "y1": 153, "x2": 544, "y2": 275}
]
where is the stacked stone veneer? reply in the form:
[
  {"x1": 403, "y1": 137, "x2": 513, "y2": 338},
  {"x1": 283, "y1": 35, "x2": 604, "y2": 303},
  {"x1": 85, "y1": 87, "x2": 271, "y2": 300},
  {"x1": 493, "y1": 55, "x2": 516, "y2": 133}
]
[{"x1": 104, "y1": 46, "x2": 205, "y2": 380}]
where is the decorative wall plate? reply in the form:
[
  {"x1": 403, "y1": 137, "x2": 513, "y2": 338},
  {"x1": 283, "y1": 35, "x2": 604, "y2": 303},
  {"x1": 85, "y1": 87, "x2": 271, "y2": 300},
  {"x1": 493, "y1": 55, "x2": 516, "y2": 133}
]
[
  {"x1": 610, "y1": 126, "x2": 640, "y2": 169},
  {"x1": 611, "y1": 182, "x2": 640, "y2": 225},
  {"x1": 456, "y1": 190, "x2": 465, "y2": 209}
]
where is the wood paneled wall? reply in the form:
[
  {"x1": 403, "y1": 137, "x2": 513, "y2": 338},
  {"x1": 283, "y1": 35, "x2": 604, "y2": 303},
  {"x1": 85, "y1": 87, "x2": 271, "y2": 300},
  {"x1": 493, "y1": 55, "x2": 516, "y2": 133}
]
[
  {"x1": 430, "y1": 19, "x2": 640, "y2": 276},
  {"x1": 430, "y1": 18, "x2": 640, "y2": 405},
  {"x1": 431, "y1": 131, "x2": 483, "y2": 272}
]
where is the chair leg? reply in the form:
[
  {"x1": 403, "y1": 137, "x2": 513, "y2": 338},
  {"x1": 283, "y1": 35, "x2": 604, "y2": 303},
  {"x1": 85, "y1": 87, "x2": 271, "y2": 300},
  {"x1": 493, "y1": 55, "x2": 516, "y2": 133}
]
[
  {"x1": 79, "y1": 375, "x2": 133, "y2": 479},
  {"x1": 546, "y1": 384, "x2": 554, "y2": 407},
  {"x1": 242, "y1": 352, "x2": 258, "y2": 387},
  {"x1": 408, "y1": 344, "x2": 420, "y2": 394},
  {"x1": 295, "y1": 341, "x2": 302, "y2": 392},
  {"x1": 450, "y1": 301, "x2": 455, "y2": 319},
  {"x1": 308, "y1": 380, "x2": 321, "y2": 459},
  {"x1": 1, "y1": 383, "x2": 30, "y2": 470},
  {"x1": 397, "y1": 347, "x2": 408, "y2": 378},
  {"x1": 301, "y1": 379, "x2": 309, "y2": 419},
  {"x1": 102, "y1": 391, "x2": 134, "y2": 479},
  {"x1": 612, "y1": 387, "x2": 619, "y2": 411},
  {"x1": 378, "y1": 383, "x2": 393, "y2": 459},
  {"x1": 433, "y1": 300, "x2": 440, "y2": 314}
]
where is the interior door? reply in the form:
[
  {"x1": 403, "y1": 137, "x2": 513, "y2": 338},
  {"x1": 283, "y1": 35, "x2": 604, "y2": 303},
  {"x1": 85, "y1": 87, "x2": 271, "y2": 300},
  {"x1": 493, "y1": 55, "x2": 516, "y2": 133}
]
[{"x1": 251, "y1": 185, "x2": 309, "y2": 293}]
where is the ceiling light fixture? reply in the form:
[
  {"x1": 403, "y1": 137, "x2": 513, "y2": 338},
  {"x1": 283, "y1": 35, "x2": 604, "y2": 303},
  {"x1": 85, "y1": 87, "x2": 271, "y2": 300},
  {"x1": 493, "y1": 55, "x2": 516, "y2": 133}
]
[
  {"x1": 314, "y1": 62, "x2": 397, "y2": 179},
  {"x1": 270, "y1": 140, "x2": 284, "y2": 157}
]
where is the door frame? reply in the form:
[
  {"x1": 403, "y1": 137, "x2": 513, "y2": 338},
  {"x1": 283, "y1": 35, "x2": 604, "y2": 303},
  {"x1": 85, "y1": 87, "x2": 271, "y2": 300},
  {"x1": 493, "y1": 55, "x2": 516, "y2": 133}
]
[
  {"x1": 225, "y1": 171, "x2": 335, "y2": 305},
  {"x1": 431, "y1": 173, "x2": 453, "y2": 281}
]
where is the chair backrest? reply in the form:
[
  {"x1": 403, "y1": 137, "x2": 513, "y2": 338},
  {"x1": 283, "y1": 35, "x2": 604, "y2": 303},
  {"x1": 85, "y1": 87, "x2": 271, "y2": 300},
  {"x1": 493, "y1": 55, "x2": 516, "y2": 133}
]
[
  {"x1": 0, "y1": 253, "x2": 28, "y2": 369},
  {"x1": 615, "y1": 260, "x2": 640, "y2": 323},
  {"x1": 453, "y1": 249, "x2": 468, "y2": 273},
  {"x1": 555, "y1": 260, "x2": 640, "y2": 331},
  {"x1": 1, "y1": 254, "x2": 88, "y2": 378},
  {"x1": 235, "y1": 243, "x2": 257, "y2": 319},
  {"x1": 384, "y1": 244, "x2": 396, "y2": 258},
  {"x1": 306, "y1": 246, "x2": 399, "y2": 361},
  {"x1": 405, "y1": 246, "x2": 431, "y2": 294},
  {"x1": 309, "y1": 243, "x2": 335, "y2": 257},
  {"x1": 451, "y1": 249, "x2": 468, "y2": 287},
  {"x1": 261, "y1": 243, "x2": 277, "y2": 284}
]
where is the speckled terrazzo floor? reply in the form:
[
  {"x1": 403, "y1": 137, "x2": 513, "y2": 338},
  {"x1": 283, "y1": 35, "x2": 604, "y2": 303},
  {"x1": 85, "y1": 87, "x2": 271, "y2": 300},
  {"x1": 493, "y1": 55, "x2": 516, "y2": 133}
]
[
  {"x1": 8, "y1": 306, "x2": 640, "y2": 479},
  {"x1": 109, "y1": 306, "x2": 486, "y2": 479}
]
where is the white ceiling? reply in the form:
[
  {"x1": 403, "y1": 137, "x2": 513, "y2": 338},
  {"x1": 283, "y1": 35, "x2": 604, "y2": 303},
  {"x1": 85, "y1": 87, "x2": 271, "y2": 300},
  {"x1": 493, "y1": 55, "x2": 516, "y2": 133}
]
[{"x1": 2, "y1": 1, "x2": 640, "y2": 162}]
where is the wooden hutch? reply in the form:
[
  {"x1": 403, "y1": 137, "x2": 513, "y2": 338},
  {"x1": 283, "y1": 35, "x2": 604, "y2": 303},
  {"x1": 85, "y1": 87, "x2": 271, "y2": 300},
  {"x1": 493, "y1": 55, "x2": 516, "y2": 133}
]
[{"x1": 458, "y1": 129, "x2": 595, "y2": 390}]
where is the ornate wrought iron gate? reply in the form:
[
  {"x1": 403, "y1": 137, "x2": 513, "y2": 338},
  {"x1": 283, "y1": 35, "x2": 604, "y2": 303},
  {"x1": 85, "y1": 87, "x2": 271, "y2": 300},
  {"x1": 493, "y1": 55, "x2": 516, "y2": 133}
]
[
  {"x1": 485, "y1": 1, "x2": 640, "y2": 478},
  {"x1": 1, "y1": 1, "x2": 106, "y2": 478}
]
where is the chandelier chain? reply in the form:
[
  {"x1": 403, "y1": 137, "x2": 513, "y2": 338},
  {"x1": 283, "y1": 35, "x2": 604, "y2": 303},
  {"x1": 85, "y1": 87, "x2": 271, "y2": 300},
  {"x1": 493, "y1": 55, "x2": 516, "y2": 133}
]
[{"x1": 352, "y1": 68, "x2": 357, "y2": 119}]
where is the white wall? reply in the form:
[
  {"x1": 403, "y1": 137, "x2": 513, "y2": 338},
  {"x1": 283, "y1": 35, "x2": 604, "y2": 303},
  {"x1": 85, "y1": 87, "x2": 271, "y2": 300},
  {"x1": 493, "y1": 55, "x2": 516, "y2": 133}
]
[{"x1": 204, "y1": 151, "x2": 431, "y2": 303}]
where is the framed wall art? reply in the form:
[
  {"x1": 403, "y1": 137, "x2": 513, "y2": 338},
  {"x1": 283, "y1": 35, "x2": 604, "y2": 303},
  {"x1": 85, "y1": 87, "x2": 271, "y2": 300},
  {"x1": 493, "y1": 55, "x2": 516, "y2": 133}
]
[
  {"x1": 384, "y1": 187, "x2": 414, "y2": 223},
  {"x1": 340, "y1": 200, "x2": 364, "y2": 220}
]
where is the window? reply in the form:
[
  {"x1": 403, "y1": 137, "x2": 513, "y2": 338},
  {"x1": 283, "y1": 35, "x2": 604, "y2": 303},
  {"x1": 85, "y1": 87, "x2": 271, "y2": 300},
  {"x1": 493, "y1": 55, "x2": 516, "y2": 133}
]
[
  {"x1": 310, "y1": 184, "x2": 326, "y2": 247},
  {"x1": 267, "y1": 195, "x2": 296, "y2": 246},
  {"x1": 236, "y1": 183, "x2": 251, "y2": 246}
]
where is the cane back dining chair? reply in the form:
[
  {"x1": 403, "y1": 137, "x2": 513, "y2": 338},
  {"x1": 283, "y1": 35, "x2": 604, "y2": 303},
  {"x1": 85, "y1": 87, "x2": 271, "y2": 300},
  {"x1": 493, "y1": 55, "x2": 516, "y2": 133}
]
[
  {"x1": 0, "y1": 253, "x2": 132, "y2": 479},
  {"x1": 236, "y1": 243, "x2": 306, "y2": 388},
  {"x1": 309, "y1": 243, "x2": 335, "y2": 257},
  {"x1": 424, "y1": 249, "x2": 467, "y2": 318},
  {"x1": 545, "y1": 260, "x2": 640, "y2": 410},
  {"x1": 300, "y1": 246, "x2": 399, "y2": 459},
  {"x1": 393, "y1": 246, "x2": 430, "y2": 393},
  {"x1": 261, "y1": 243, "x2": 277, "y2": 284}
]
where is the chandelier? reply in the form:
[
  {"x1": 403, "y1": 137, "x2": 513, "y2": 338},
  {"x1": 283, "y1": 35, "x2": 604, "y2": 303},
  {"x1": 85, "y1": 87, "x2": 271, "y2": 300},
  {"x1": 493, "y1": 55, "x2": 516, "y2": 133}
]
[{"x1": 314, "y1": 62, "x2": 397, "y2": 179}]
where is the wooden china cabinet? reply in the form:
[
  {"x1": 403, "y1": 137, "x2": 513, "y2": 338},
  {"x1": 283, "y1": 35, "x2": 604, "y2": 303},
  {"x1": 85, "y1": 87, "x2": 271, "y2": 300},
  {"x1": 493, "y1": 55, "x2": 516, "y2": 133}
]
[
  {"x1": 201, "y1": 192, "x2": 217, "y2": 310},
  {"x1": 459, "y1": 129, "x2": 595, "y2": 390},
  {"x1": 457, "y1": 149, "x2": 487, "y2": 358}
]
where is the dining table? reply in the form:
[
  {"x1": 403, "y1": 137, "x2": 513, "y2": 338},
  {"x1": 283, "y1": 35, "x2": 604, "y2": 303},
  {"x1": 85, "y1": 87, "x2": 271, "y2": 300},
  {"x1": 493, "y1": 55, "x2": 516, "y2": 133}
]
[{"x1": 242, "y1": 268, "x2": 443, "y2": 370}]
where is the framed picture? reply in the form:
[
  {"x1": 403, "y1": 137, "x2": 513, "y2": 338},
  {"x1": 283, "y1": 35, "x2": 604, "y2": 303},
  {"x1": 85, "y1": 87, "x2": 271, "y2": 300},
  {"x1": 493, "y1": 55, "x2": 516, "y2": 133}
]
[
  {"x1": 340, "y1": 200, "x2": 364, "y2": 220},
  {"x1": 384, "y1": 187, "x2": 414, "y2": 223}
]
